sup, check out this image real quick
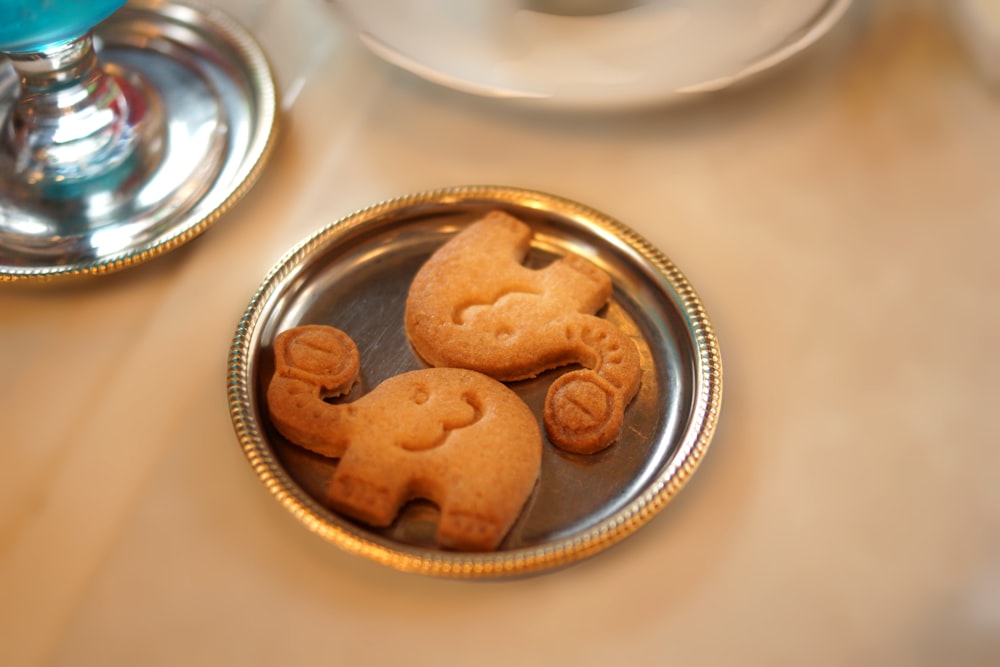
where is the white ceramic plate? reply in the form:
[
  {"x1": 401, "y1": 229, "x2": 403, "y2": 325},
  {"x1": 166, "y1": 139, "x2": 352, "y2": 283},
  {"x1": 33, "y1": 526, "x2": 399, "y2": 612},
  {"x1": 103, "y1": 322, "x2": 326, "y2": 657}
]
[{"x1": 331, "y1": 0, "x2": 852, "y2": 109}]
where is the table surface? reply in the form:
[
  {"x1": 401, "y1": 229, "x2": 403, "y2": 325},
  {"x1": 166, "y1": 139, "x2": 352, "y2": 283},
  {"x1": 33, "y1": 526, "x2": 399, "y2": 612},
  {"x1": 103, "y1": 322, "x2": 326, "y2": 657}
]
[{"x1": 2, "y1": 0, "x2": 998, "y2": 664}]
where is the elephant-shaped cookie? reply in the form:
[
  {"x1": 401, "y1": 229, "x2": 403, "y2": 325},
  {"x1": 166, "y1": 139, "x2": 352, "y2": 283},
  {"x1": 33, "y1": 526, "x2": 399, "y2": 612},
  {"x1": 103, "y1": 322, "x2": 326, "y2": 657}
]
[
  {"x1": 266, "y1": 324, "x2": 542, "y2": 552},
  {"x1": 405, "y1": 210, "x2": 641, "y2": 455}
]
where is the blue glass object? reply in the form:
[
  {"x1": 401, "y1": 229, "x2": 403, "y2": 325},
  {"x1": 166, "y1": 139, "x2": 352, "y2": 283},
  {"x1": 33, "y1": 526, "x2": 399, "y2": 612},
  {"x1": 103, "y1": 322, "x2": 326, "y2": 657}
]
[{"x1": 0, "y1": 0, "x2": 125, "y2": 52}]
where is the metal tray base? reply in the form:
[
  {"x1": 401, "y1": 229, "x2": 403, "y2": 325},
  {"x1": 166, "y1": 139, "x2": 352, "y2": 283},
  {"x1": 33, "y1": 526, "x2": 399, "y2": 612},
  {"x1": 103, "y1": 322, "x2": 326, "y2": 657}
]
[
  {"x1": 228, "y1": 186, "x2": 723, "y2": 578},
  {"x1": 0, "y1": 0, "x2": 277, "y2": 281}
]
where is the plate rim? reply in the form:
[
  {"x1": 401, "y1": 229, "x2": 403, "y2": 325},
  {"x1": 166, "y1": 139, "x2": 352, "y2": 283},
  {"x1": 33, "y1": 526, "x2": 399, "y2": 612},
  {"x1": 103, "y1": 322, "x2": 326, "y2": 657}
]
[{"x1": 227, "y1": 185, "x2": 723, "y2": 578}]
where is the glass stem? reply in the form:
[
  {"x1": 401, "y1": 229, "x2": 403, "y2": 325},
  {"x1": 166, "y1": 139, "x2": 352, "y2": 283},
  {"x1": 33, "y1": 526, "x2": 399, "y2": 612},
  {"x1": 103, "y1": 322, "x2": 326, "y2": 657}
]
[{"x1": 1, "y1": 33, "x2": 150, "y2": 194}]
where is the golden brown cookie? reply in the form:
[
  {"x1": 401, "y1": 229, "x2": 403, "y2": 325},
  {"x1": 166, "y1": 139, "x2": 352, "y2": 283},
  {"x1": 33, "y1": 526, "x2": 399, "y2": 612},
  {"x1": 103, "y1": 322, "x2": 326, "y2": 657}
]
[
  {"x1": 404, "y1": 210, "x2": 641, "y2": 455},
  {"x1": 267, "y1": 324, "x2": 542, "y2": 552}
]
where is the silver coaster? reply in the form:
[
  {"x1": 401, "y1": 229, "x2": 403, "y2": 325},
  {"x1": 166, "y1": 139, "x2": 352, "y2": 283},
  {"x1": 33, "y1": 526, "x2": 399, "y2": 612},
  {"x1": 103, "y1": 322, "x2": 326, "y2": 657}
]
[{"x1": 0, "y1": 0, "x2": 278, "y2": 282}]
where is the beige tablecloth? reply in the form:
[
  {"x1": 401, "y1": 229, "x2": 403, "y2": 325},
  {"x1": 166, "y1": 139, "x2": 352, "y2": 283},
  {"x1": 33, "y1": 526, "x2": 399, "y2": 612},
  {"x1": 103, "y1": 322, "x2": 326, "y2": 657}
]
[{"x1": 2, "y1": 0, "x2": 998, "y2": 664}]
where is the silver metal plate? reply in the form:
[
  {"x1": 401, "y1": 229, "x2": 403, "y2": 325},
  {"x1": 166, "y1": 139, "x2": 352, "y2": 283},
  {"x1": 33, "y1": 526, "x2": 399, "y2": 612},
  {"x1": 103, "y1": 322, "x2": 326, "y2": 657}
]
[
  {"x1": 228, "y1": 186, "x2": 722, "y2": 578},
  {"x1": 0, "y1": 0, "x2": 277, "y2": 281}
]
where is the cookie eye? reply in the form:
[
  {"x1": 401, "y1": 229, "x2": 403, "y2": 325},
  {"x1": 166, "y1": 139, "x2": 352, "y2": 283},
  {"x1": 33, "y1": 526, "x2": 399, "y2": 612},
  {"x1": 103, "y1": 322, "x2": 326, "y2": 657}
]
[{"x1": 411, "y1": 386, "x2": 430, "y2": 405}]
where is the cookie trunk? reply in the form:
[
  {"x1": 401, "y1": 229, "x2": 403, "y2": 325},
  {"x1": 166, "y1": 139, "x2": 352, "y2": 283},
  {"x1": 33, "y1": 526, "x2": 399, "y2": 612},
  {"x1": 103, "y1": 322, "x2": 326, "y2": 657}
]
[{"x1": 266, "y1": 375, "x2": 354, "y2": 458}]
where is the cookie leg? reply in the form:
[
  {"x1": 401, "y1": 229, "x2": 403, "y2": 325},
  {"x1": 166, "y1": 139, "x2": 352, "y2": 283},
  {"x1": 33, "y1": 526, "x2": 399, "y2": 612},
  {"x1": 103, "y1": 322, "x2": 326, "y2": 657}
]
[
  {"x1": 328, "y1": 461, "x2": 409, "y2": 528},
  {"x1": 437, "y1": 508, "x2": 504, "y2": 552}
]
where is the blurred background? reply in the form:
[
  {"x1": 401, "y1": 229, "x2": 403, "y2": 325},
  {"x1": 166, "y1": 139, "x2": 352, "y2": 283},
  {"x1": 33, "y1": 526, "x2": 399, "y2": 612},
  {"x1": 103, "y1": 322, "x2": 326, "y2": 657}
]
[{"x1": 1, "y1": 0, "x2": 998, "y2": 664}]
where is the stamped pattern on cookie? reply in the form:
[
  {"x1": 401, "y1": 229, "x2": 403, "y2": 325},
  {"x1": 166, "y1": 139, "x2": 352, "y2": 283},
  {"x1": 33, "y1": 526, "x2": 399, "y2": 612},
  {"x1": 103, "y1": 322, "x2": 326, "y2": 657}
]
[
  {"x1": 404, "y1": 210, "x2": 641, "y2": 455},
  {"x1": 267, "y1": 324, "x2": 542, "y2": 552}
]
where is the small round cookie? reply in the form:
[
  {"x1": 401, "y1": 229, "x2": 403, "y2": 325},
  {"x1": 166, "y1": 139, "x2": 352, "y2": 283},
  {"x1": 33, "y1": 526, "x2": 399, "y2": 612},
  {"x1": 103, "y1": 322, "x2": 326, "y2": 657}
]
[
  {"x1": 404, "y1": 210, "x2": 641, "y2": 455},
  {"x1": 267, "y1": 324, "x2": 542, "y2": 552}
]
